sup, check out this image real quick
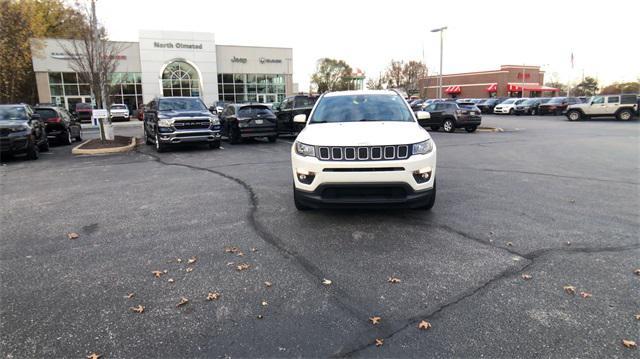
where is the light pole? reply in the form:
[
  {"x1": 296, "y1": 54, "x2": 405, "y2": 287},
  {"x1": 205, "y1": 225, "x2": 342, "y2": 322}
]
[{"x1": 431, "y1": 26, "x2": 447, "y2": 99}]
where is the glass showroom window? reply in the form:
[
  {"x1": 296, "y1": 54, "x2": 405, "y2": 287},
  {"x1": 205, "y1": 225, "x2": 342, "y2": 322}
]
[
  {"x1": 49, "y1": 72, "x2": 91, "y2": 103},
  {"x1": 218, "y1": 73, "x2": 286, "y2": 103},
  {"x1": 162, "y1": 61, "x2": 201, "y2": 97},
  {"x1": 110, "y1": 72, "x2": 143, "y2": 110}
]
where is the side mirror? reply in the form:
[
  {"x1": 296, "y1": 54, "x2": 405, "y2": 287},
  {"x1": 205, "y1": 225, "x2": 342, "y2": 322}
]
[
  {"x1": 293, "y1": 114, "x2": 307, "y2": 123},
  {"x1": 416, "y1": 111, "x2": 430, "y2": 120},
  {"x1": 208, "y1": 106, "x2": 216, "y2": 113}
]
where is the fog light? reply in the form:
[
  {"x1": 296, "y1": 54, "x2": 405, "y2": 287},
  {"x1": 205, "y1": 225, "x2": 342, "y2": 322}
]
[
  {"x1": 413, "y1": 167, "x2": 432, "y2": 183},
  {"x1": 296, "y1": 169, "x2": 315, "y2": 184}
]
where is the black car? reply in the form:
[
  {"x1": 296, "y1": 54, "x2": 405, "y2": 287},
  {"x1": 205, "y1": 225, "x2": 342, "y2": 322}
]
[
  {"x1": 143, "y1": 97, "x2": 222, "y2": 152},
  {"x1": 538, "y1": 97, "x2": 582, "y2": 115},
  {"x1": 220, "y1": 104, "x2": 277, "y2": 144},
  {"x1": 0, "y1": 104, "x2": 49, "y2": 160},
  {"x1": 410, "y1": 99, "x2": 425, "y2": 112},
  {"x1": 477, "y1": 98, "x2": 502, "y2": 113},
  {"x1": 422, "y1": 102, "x2": 481, "y2": 133},
  {"x1": 34, "y1": 105, "x2": 82, "y2": 144},
  {"x1": 273, "y1": 95, "x2": 318, "y2": 135},
  {"x1": 513, "y1": 98, "x2": 550, "y2": 115}
]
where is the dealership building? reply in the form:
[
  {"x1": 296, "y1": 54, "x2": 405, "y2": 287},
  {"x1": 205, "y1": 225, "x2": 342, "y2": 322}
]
[
  {"x1": 30, "y1": 30, "x2": 294, "y2": 111},
  {"x1": 419, "y1": 65, "x2": 559, "y2": 99}
]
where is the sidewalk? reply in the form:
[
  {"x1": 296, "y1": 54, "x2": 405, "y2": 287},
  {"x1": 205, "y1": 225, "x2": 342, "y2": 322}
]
[{"x1": 81, "y1": 120, "x2": 142, "y2": 131}]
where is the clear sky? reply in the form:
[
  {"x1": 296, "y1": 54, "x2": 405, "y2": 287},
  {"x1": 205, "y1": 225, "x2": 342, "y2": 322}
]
[{"x1": 96, "y1": 0, "x2": 639, "y2": 91}]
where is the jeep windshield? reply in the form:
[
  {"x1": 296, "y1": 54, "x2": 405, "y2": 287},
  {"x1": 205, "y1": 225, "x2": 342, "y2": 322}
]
[
  {"x1": 0, "y1": 106, "x2": 27, "y2": 121},
  {"x1": 158, "y1": 98, "x2": 207, "y2": 112},
  {"x1": 309, "y1": 94, "x2": 413, "y2": 123}
]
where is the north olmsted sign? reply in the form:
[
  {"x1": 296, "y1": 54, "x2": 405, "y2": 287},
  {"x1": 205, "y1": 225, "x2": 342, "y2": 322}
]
[{"x1": 153, "y1": 42, "x2": 203, "y2": 49}]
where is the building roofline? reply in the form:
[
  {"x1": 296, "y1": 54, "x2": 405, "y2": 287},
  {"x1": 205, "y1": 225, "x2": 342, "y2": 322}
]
[{"x1": 216, "y1": 44, "x2": 292, "y2": 51}]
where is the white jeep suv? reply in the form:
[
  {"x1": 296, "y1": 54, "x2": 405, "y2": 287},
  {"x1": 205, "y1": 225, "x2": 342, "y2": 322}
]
[
  {"x1": 566, "y1": 94, "x2": 638, "y2": 121},
  {"x1": 291, "y1": 90, "x2": 437, "y2": 210}
]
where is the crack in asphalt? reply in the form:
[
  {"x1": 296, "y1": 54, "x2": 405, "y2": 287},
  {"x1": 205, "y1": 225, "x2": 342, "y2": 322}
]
[
  {"x1": 334, "y1": 220, "x2": 640, "y2": 357},
  {"x1": 135, "y1": 149, "x2": 374, "y2": 322},
  {"x1": 438, "y1": 165, "x2": 639, "y2": 185}
]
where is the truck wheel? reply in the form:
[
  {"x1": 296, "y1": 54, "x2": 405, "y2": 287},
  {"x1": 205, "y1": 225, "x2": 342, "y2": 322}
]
[
  {"x1": 209, "y1": 140, "x2": 221, "y2": 149},
  {"x1": 26, "y1": 141, "x2": 39, "y2": 160},
  {"x1": 616, "y1": 109, "x2": 633, "y2": 121},
  {"x1": 155, "y1": 133, "x2": 166, "y2": 153},
  {"x1": 530, "y1": 108, "x2": 536, "y2": 115},
  {"x1": 267, "y1": 135, "x2": 277, "y2": 143},
  {"x1": 417, "y1": 178, "x2": 436, "y2": 210},
  {"x1": 567, "y1": 110, "x2": 582, "y2": 121},
  {"x1": 430, "y1": 126, "x2": 440, "y2": 131},
  {"x1": 60, "y1": 129, "x2": 72, "y2": 145},
  {"x1": 465, "y1": 126, "x2": 477, "y2": 133},
  {"x1": 75, "y1": 128, "x2": 83, "y2": 141},
  {"x1": 508, "y1": 108, "x2": 514, "y2": 115},
  {"x1": 443, "y1": 119, "x2": 455, "y2": 133},
  {"x1": 144, "y1": 127, "x2": 152, "y2": 145}
]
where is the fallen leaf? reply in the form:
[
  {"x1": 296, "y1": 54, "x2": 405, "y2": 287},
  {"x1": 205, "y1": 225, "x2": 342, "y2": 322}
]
[
  {"x1": 375, "y1": 338, "x2": 384, "y2": 347},
  {"x1": 569, "y1": 199, "x2": 575, "y2": 204},
  {"x1": 226, "y1": 262, "x2": 234, "y2": 266},
  {"x1": 635, "y1": 314, "x2": 640, "y2": 321},
  {"x1": 207, "y1": 292, "x2": 220, "y2": 301},
  {"x1": 521, "y1": 274, "x2": 532, "y2": 280},
  {"x1": 129, "y1": 305, "x2": 144, "y2": 313},
  {"x1": 86, "y1": 353, "x2": 101, "y2": 359},
  {"x1": 322, "y1": 279, "x2": 332, "y2": 286},
  {"x1": 186, "y1": 267, "x2": 194, "y2": 273},
  {"x1": 418, "y1": 320, "x2": 432, "y2": 330},
  {"x1": 152, "y1": 271, "x2": 163, "y2": 278},
  {"x1": 580, "y1": 291, "x2": 592, "y2": 298},
  {"x1": 622, "y1": 339, "x2": 637, "y2": 349},
  {"x1": 126, "y1": 293, "x2": 135, "y2": 299},
  {"x1": 261, "y1": 300, "x2": 268, "y2": 306},
  {"x1": 176, "y1": 258, "x2": 182, "y2": 263},
  {"x1": 237, "y1": 252, "x2": 244, "y2": 257},
  {"x1": 566, "y1": 241, "x2": 571, "y2": 246},
  {"x1": 163, "y1": 270, "x2": 168, "y2": 274},
  {"x1": 168, "y1": 278, "x2": 175, "y2": 283},
  {"x1": 506, "y1": 242, "x2": 513, "y2": 246},
  {"x1": 388, "y1": 277, "x2": 401, "y2": 284},
  {"x1": 187, "y1": 256, "x2": 197, "y2": 264},
  {"x1": 257, "y1": 314, "x2": 264, "y2": 319},
  {"x1": 369, "y1": 316, "x2": 381, "y2": 325},
  {"x1": 224, "y1": 246, "x2": 240, "y2": 253},
  {"x1": 563, "y1": 285, "x2": 576, "y2": 295},
  {"x1": 67, "y1": 232, "x2": 79, "y2": 240},
  {"x1": 634, "y1": 269, "x2": 640, "y2": 276},
  {"x1": 177, "y1": 297, "x2": 189, "y2": 307},
  {"x1": 236, "y1": 263, "x2": 250, "y2": 271},
  {"x1": 251, "y1": 247, "x2": 257, "y2": 252},
  {"x1": 264, "y1": 281, "x2": 272, "y2": 288}
]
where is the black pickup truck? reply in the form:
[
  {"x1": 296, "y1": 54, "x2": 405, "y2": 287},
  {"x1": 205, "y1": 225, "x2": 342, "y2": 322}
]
[
  {"x1": 273, "y1": 94, "x2": 318, "y2": 135},
  {"x1": 143, "y1": 97, "x2": 222, "y2": 152}
]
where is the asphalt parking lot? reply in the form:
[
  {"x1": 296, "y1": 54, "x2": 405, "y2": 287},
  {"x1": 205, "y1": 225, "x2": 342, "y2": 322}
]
[{"x1": 1, "y1": 115, "x2": 638, "y2": 358}]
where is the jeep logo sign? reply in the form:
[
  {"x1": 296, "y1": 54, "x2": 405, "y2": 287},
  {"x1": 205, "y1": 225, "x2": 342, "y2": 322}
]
[{"x1": 231, "y1": 56, "x2": 248, "y2": 64}]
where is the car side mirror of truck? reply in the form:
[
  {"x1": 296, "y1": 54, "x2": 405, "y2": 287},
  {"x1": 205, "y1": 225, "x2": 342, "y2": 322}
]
[
  {"x1": 416, "y1": 111, "x2": 430, "y2": 120},
  {"x1": 293, "y1": 114, "x2": 307, "y2": 123},
  {"x1": 208, "y1": 106, "x2": 216, "y2": 113}
]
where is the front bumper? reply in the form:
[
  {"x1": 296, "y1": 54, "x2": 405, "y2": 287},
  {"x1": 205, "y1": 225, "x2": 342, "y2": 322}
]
[
  {"x1": 291, "y1": 148, "x2": 436, "y2": 194},
  {"x1": 157, "y1": 129, "x2": 221, "y2": 144},
  {"x1": 0, "y1": 134, "x2": 30, "y2": 154},
  {"x1": 294, "y1": 183, "x2": 434, "y2": 209},
  {"x1": 493, "y1": 107, "x2": 512, "y2": 114}
]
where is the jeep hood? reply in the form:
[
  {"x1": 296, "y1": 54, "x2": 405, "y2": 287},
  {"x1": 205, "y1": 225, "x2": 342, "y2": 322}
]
[{"x1": 296, "y1": 121, "x2": 430, "y2": 146}]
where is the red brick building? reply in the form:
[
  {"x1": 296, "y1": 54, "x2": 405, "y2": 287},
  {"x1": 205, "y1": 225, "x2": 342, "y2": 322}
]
[{"x1": 419, "y1": 65, "x2": 559, "y2": 99}]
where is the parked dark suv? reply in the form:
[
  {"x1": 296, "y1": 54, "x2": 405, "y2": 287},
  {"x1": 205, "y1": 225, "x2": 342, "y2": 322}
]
[
  {"x1": 273, "y1": 95, "x2": 318, "y2": 135},
  {"x1": 513, "y1": 98, "x2": 550, "y2": 115},
  {"x1": 34, "y1": 105, "x2": 82, "y2": 145},
  {"x1": 0, "y1": 104, "x2": 49, "y2": 160},
  {"x1": 220, "y1": 104, "x2": 277, "y2": 144},
  {"x1": 477, "y1": 98, "x2": 502, "y2": 114},
  {"x1": 422, "y1": 101, "x2": 482, "y2": 133},
  {"x1": 537, "y1": 97, "x2": 581, "y2": 115},
  {"x1": 143, "y1": 97, "x2": 222, "y2": 152}
]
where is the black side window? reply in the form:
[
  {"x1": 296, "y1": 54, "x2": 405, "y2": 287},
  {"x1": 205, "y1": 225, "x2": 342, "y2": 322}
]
[
  {"x1": 282, "y1": 99, "x2": 292, "y2": 110},
  {"x1": 607, "y1": 96, "x2": 619, "y2": 104}
]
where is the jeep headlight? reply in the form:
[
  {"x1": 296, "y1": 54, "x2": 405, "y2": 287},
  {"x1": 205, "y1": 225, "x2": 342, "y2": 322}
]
[
  {"x1": 158, "y1": 118, "x2": 173, "y2": 127},
  {"x1": 11, "y1": 126, "x2": 29, "y2": 132},
  {"x1": 295, "y1": 141, "x2": 315, "y2": 157},
  {"x1": 209, "y1": 117, "x2": 220, "y2": 125},
  {"x1": 412, "y1": 139, "x2": 433, "y2": 155}
]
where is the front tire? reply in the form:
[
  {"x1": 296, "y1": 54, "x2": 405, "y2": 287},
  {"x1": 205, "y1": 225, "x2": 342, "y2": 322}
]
[
  {"x1": 229, "y1": 126, "x2": 241, "y2": 144},
  {"x1": 209, "y1": 140, "x2": 221, "y2": 149},
  {"x1": 508, "y1": 108, "x2": 514, "y2": 115},
  {"x1": 75, "y1": 128, "x2": 82, "y2": 141},
  {"x1": 465, "y1": 126, "x2": 477, "y2": 133},
  {"x1": 443, "y1": 119, "x2": 455, "y2": 133},
  {"x1": 155, "y1": 133, "x2": 166, "y2": 153},
  {"x1": 616, "y1": 109, "x2": 633, "y2": 121},
  {"x1": 39, "y1": 138, "x2": 50, "y2": 152},
  {"x1": 430, "y1": 126, "x2": 440, "y2": 131},
  {"x1": 26, "y1": 141, "x2": 39, "y2": 160},
  {"x1": 144, "y1": 126, "x2": 152, "y2": 145},
  {"x1": 567, "y1": 110, "x2": 582, "y2": 121},
  {"x1": 293, "y1": 186, "x2": 310, "y2": 211},
  {"x1": 417, "y1": 178, "x2": 436, "y2": 210},
  {"x1": 530, "y1": 108, "x2": 536, "y2": 115},
  {"x1": 267, "y1": 135, "x2": 277, "y2": 143},
  {"x1": 60, "y1": 129, "x2": 72, "y2": 145}
]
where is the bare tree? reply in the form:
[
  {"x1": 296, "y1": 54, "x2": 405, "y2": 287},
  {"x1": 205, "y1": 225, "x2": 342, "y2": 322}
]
[{"x1": 59, "y1": 0, "x2": 125, "y2": 140}]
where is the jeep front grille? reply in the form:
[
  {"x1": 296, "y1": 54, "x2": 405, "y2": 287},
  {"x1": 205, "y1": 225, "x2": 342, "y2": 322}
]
[{"x1": 316, "y1": 145, "x2": 410, "y2": 161}]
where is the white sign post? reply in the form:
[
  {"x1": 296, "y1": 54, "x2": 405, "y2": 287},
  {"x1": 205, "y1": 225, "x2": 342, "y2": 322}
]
[{"x1": 91, "y1": 109, "x2": 113, "y2": 141}]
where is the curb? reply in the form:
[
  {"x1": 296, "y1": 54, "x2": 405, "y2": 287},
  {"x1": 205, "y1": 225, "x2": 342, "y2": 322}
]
[
  {"x1": 477, "y1": 127, "x2": 504, "y2": 132},
  {"x1": 71, "y1": 137, "x2": 137, "y2": 155}
]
